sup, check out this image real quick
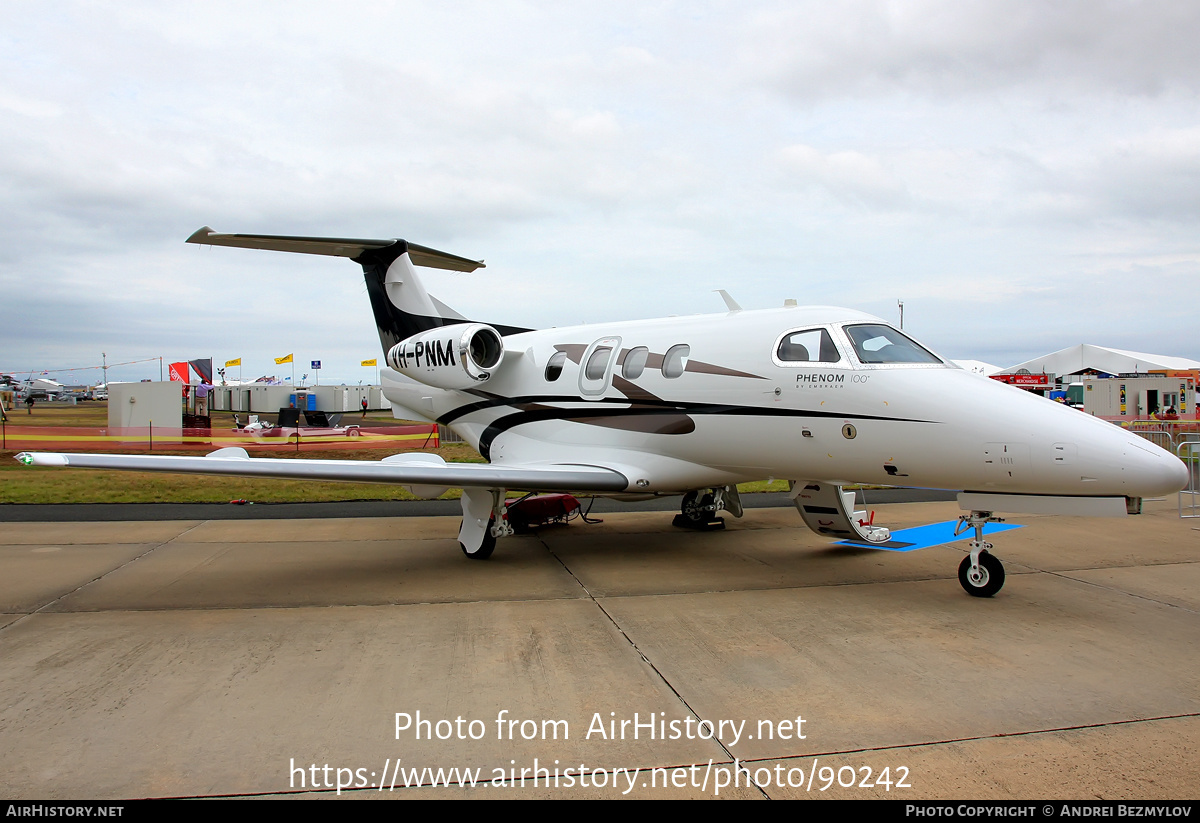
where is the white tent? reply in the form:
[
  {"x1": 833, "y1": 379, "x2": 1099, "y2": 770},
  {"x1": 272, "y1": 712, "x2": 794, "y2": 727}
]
[
  {"x1": 1000, "y1": 344, "x2": 1200, "y2": 377},
  {"x1": 952, "y1": 359, "x2": 1003, "y2": 377}
]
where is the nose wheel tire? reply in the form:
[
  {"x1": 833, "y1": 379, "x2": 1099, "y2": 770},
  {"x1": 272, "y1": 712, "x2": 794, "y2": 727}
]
[{"x1": 958, "y1": 551, "x2": 1005, "y2": 597}]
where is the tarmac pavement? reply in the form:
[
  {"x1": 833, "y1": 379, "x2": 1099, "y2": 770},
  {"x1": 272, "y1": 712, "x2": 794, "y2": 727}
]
[{"x1": 0, "y1": 497, "x2": 1196, "y2": 799}]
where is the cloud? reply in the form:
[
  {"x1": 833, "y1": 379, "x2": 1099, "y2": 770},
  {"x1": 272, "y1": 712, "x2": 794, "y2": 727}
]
[
  {"x1": 776, "y1": 144, "x2": 909, "y2": 208},
  {"x1": 1, "y1": 1, "x2": 1199, "y2": 377},
  {"x1": 739, "y1": 0, "x2": 1200, "y2": 100}
]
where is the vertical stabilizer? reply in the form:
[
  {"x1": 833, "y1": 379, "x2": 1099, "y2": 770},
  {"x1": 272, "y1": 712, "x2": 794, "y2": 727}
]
[
  {"x1": 354, "y1": 242, "x2": 529, "y2": 353},
  {"x1": 356, "y1": 242, "x2": 451, "y2": 351}
]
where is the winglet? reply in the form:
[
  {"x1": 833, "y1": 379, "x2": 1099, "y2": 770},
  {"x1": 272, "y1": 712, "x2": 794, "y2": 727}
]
[{"x1": 15, "y1": 452, "x2": 68, "y2": 467}]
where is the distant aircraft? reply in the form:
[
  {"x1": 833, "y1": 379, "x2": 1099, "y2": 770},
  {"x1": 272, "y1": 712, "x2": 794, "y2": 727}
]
[
  {"x1": 17, "y1": 377, "x2": 64, "y2": 400},
  {"x1": 17, "y1": 228, "x2": 1189, "y2": 597}
]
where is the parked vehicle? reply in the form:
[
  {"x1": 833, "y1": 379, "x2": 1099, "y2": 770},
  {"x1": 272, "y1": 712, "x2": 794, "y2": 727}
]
[{"x1": 234, "y1": 410, "x2": 361, "y2": 440}]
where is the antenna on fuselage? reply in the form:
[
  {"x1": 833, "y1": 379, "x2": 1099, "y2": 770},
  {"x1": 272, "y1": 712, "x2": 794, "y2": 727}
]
[{"x1": 715, "y1": 290, "x2": 742, "y2": 311}]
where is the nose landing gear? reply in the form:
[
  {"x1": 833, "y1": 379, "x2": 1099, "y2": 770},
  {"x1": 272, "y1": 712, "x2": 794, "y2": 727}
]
[{"x1": 954, "y1": 510, "x2": 1006, "y2": 597}]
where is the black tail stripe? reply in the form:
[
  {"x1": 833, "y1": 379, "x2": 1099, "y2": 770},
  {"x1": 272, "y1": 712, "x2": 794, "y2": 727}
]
[{"x1": 355, "y1": 244, "x2": 529, "y2": 353}]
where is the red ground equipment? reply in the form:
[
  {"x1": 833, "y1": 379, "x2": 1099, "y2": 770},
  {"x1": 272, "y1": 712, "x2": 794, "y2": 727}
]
[{"x1": 506, "y1": 493, "x2": 584, "y2": 533}]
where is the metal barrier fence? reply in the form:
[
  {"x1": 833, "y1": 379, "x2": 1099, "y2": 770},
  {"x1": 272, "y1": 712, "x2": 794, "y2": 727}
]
[
  {"x1": 1179, "y1": 440, "x2": 1200, "y2": 519},
  {"x1": 438, "y1": 425, "x2": 464, "y2": 444},
  {"x1": 1130, "y1": 426, "x2": 1175, "y2": 453}
]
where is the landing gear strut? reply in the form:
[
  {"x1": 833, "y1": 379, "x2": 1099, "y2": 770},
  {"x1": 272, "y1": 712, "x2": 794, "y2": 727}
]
[
  {"x1": 953, "y1": 510, "x2": 1006, "y2": 597},
  {"x1": 673, "y1": 486, "x2": 742, "y2": 531},
  {"x1": 458, "y1": 488, "x2": 513, "y2": 560}
]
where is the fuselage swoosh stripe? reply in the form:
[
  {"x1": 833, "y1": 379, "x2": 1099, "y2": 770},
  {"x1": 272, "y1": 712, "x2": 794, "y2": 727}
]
[
  {"x1": 441, "y1": 396, "x2": 937, "y2": 426},
  {"x1": 473, "y1": 404, "x2": 939, "y2": 460}
]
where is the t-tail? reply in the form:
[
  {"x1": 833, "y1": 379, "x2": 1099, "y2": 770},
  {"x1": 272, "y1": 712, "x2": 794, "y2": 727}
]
[{"x1": 186, "y1": 227, "x2": 528, "y2": 352}]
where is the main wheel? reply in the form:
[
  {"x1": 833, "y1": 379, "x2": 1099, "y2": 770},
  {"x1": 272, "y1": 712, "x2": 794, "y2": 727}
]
[
  {"x1": 680, "y1": 491, "x2": 715, "y2": 524},
  {"x1": 958, "y1": 551, "x2": 1005, "y2": 597},
  {"x1": 460, "y1": 517, "x2": 497, "y2": 560}
]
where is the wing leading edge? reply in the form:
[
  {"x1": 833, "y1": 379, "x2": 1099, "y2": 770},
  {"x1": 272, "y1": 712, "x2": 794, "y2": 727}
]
[{"x1": 16, "y1": 449, "x2": 628, "y2": 493}]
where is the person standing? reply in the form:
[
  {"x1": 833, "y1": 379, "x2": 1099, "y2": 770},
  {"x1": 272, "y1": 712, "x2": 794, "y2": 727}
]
[
  {"x1": 361, "y1": 396, "x2": 368, "y2": 418},
  {"x1": 25, "y1": 395, "x2": 34, "y2": 415}
]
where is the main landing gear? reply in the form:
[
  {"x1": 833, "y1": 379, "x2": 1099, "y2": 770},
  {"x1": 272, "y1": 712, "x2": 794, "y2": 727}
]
[
  {"x1": 458, "y1": 487, "x2": 513, "y2": 560},
  {"x1": 674, "y1": 486, "x2": 743, "y2": 531},
  {"x1": 456, "y1": 488, "x2": 596, "y2": 560},
  {"x1": 953, "y1": 510, "x2": 1006, "y2": 597},
  {"x1": 462, "y1": 524, "x2": 498, "y2": 560}
]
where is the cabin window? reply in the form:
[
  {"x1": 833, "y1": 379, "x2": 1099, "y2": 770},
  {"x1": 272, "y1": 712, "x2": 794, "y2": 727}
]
[
  {"x1": 544, "y1": 351, "x2": 567, "y2": 381},
  {"x1": 662, "y1": 344, "x2": 690, "y2": 379},
  {"x1": 578, "y1": 336, "x2": 621, "y2": 397},
  {"x1": 844, "y1": 324, "x2": 942, "y2": 364},
  {"x1": 585, "y1": 347, "x2": 613, "y2": 380},
  {"x1": 622, "y1": 347, "x2": 649, "y2": 379},
  {"x1": 777, "y1": 328, "x2": 840, "y2": 363}
]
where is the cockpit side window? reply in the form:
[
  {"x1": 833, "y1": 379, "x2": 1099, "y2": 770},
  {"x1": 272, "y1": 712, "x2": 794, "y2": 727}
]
[
  {"x1": 843, "y1": 324, "x2": 942, "y2": 364},
  {"x1": 544, "y1": 350, "x2": 568, "y2": 381},
  {"x1": 777, "y1": 328, "x2": 841, "y2": 363}
]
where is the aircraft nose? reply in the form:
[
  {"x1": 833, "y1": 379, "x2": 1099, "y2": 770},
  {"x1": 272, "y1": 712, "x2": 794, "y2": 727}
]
[{"x1": 1124, "y1": 439, "x2": 1190, "y2": 498}]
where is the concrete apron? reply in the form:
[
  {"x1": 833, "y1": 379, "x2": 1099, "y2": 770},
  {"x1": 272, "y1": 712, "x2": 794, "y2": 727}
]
[{"x1": 0, "y1": 499, "x2": 1196, "y2": 799}]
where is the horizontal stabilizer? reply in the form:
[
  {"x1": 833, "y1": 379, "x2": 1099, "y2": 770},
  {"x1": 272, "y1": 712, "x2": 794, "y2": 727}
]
[{"x1": 186, "y1": 227, "x2": 485, "y2": 272}]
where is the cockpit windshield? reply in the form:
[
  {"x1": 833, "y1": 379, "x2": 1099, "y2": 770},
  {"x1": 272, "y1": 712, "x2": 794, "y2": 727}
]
[{"x1": 843, "y1": 324, "x2": 942, "y2": 365}]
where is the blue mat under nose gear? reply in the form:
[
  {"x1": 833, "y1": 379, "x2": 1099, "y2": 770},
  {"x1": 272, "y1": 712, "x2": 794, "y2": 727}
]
[{"x1": 835, "y1": 520, "x2": 1022, "y2": 552}]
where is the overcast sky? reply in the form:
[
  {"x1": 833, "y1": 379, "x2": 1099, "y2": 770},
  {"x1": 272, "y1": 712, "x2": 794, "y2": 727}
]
[{"x1": 3, "y1": 1, "x2": 1198, "y2": 385}]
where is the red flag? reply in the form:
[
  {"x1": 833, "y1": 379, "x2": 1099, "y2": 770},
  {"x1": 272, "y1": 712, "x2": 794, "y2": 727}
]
[{"x1": 168, "y1": 362, "x2": 189, "y2": 382}]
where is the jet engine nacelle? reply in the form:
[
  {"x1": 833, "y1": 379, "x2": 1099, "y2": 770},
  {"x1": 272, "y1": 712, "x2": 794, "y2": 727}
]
[{"x1": 386, "y1": 322, "x2": 505, "y2": 390}]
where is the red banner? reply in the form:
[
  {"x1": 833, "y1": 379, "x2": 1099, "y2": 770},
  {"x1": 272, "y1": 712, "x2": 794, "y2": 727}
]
[
  {"x1": 990, "y1": 374, "x2": 1049, "y2": 386},
  {"x1": 168, "y1": 361, "x2": 189, "y2": 382}
]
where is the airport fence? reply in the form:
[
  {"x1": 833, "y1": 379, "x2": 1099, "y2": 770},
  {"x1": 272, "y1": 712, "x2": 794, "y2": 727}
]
[
  {"x1": 1128, "y1": 425, "x2": 1176, "y2": 452},
  {"x1": 1123, "y1": 419, "x2": 1200, "y2": 433},
  {"x1": 1179, "y1": 440, "x2": 1200, "y2": 519},
  {"x1": 1121, "y1": 425, "x2": 1200, "y2": 518},
  {"x1": 1124, "y1": 421, "x2": 1200, "y2": 447},
  {"x1": 0, "y1": 423, "x2": 439, "y2": 452}
]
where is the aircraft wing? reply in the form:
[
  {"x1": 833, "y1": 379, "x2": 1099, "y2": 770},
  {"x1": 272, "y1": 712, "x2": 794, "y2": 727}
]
[{"x1": 15, "y1": 448, "x2": 629, "y2": 493}]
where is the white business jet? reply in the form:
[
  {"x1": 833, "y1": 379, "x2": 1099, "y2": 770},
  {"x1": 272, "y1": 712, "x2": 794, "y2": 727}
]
[{"x1": 17, "y1": 229, "x2": 1189, "y2": 597}]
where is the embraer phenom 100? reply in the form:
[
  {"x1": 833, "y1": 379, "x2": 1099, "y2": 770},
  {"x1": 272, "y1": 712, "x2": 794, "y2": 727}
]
[{"x1": 18, "y1": 228, "x2": 1189, "y2": 597}]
